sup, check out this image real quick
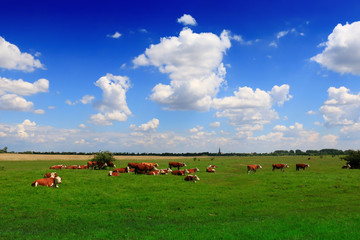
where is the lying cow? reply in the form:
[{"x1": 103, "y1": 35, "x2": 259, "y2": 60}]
[
  {"x1": 296, "y1": 163, "x2": 310, "y2": 171},
  {"x1": 31, "y1": 176, "x2": 62, "y2": 188},
  {"x1": 79, "y1": 165, "x2": 88, "y2": 169},
  {"x1": 206, "y1": 167, "x2": 216, "y2": 173},
  {"x1": 44, "y1": 172, "x2": 58, "y2": 178},
  {"x1": 66, "y1": 165, "x2": 80, "y2": 169},
  {"x1": 247, "y1": 164, "x2": 262, "y2": 174},
  {"x1": 272, "y1": 163, "x2": 289, "y2": 172},
  {"x1": 147, "y1": 170, "x2": 163, "y2": 175},
  {"x1": 208, "y1": 165, "x2": 218, "y2": 168},
  {"x1": 169, "y1": 162, "x2": 187, "y2": 170},
  {"x1": 171, "y1": 169, "x2": 189, "y2": 176},
  {"x1": 159, "y1": 168, "x2": 173, "y2": 175},
  {"x1": 108, "y1": 171, "x2": 120, "y2": 176},
  {"x1": 184, "y1": 175, "x2": 200, "y2": 183},
  {"x1": 342, "y1": 164, "x2": 351, "y2": 169},
  {"x1": 188, "y1": 168, "x2": 200, "y2": 173},
  {"x1": 113, "y1": 167, "x2": 130, "y2": 173},
  {"x1": 49, "y1": 164, "x2": 66, "y2": 169}
]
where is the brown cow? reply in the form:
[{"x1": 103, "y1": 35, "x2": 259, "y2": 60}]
[
  {"x1": 296, "y1": 163, "x2": 310, "y2": 171},
  {"x1": 247, "y1": 164, "x2": 262, "y2": 174},
  {"x1": 44, "y1": 172, "x2": 58, "y2": 178},
  {"x1": 113, "y1": 167, "x2": 130, "y2": 173},
  {"x1": 108, "y1": 171, "x2": 120, "y2": 176},
  {"x1": 141, "y1": 162, "x2": 159, "y2": 168},
  {"x1": 159, "y1": 168, "x2": 173, "y2": 175},
  {"x1": 49, "y1": 165, "x2": 66, "y2": 169},
  {"x1": 188, "y1": 168, "x2": 200, "y2": 173},
  {"x1": 79, "y1": 165, "x2": 88, "y2": 169},
  {"x1": 272, "y1": 164, "x2": 289, "y2": 172},
  {"x1": 31, "y1": 176, "x2": 62, "y2": 188},
  {"x1": 65, "y1": 165, "x2": 80, "y2": 169},
  {"x1": 108, "y1": 161, "x2": 116, "y2": 168},
  {"x1": 88, "y1": 161, "x2": 108, "y2": 170},
  {"x1": 171, "y1": 169, "x2": 189, "y2": 176},
  {"x1": 208, "y1": 165, "x2": 218, "y2": 168},
  {"x1": 342, "y1": 164, "x2": 351, "y2": 169},
  {"x1": 206, "y1": 167, "x2": 216, "y2": 173},
  {"x1": 128, "y1": 163, "x2": 141, "y2": 169},
  {"x1": 147, "y1": 170, "x2": 163, "y2": 175},
  {"x1": 169, "y1": 162, "x2": 187, "y2": 170},
  {"x1": 134, "y1": 164, "x2": 157, "y2": 174},
  {"x1": 184, "y1": 175, "x2": 200, "y2": 183}
]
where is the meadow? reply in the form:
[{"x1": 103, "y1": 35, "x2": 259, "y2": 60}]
[{"x1": 0, "y1": 154, "x2": 359, "y2": 240}]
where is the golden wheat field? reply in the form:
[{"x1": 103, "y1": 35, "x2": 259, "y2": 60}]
[{"x1": 0, "y1": 153, "x2": 197, "y2": 161}]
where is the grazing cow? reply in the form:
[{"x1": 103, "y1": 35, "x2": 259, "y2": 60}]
[
  {"x1": 108, "y1": 171, "x2": 120, "y2": 176},
  {"x1": 128, "y1": 162, "x2": 141, "y2": 169},
  {"x1": 272, "y1": 164, "x2": 289, "y2": 172},
  {"x1": 188, "y1": 168, "x2": 200, "y2": 173},
  {"x1": 113, "y1": 167, "x2": 130, "y2": 173},
  {"x1": 141, "y1": 162, "x2": 159, "y2": 168},
  {"x1": 208, "y1": 165, "x2": 218, "y2": 168},
  {"x1": 206, "y1": 167, "x2": 216, "y2": 173},
  {"x1": 66, "y1": 165, "x2": 80, "y2": 169},
  {"x1": 296, "y1": 163, "x2": 310, "y2": 171},
  {"x1": 49, "y1": 165, "x2": 66, "y2": 169},
  {"x1": 108, "y1": 161, "x2": 116, "y2": 168},
  {"x1": 184, "y1": 175, "x2": 200, "y2": 183},
  {"x1": 79, "y1": 165, "x2": 88, "y2": 169},
  {"x1": 134, "y1": 164, "x2": 157, "y2": 174},
  {"x1": 44, "y1": 172, "x2": 58, "y2": 178},
  {"x1": 168, "y1": 162, "x2": 187, "y2": 170},
  {"x1": 247, "y1": 164, "x2": 262, "y2": 174},
  {"x1": 171, "y1": 169, "x2": 189, "y2": 176},
  {"x1": 342, "y1": 164, "x2": 351, "y2": 169},
  {"x1": 31, "y1": 176, "x2": 62, "y2": 188}
]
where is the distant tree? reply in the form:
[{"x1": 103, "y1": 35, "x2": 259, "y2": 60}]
[
  {"x1": 341, "y1": 150, "x2": 360, "y2": 169},
  {"x1": 92, "y1": 151, "x2": 115, "y2": 165}
]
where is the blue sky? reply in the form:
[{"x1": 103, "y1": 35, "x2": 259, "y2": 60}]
[{"x1": 1, "y1": 0, "x2": 360, "y2": 153}]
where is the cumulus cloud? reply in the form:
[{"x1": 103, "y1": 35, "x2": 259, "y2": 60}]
[
  {"x1": 0, "y1": 36, "x2": 43, "y2": 72},
  {"x1": 66, "y1": 95, "x2": 95, "y2": 106},
  {"x1": 0, "y1": 77, "x2": 49, "y2": 96},
  {"x1": 212, "y1": 84, "x2": 291, "y2": 127},
  {"x1": 130, "y1": 118, "x2": 159, "y2": 132},
  {"x1": 133, "y1": 28, "x2": 231, "y2": 111},
  {"x1": 0, "y1": 94, "x2": 34, "y2": 111},
  {"x1": 209, "y1": 121, "x2": 220, "y2": 128},
  {"x1": 177, "y1": 14, "x2": 197, "y2": 26},
  {"x1": 107, "y1": 32, "x2": 122, "y2": 39},
  {"x1": 311, "y1": 21, "x2": 360, "y2": 75},
  {"x1": 320, "y1": 86, "x2": 360, "y2": 127},
  {"x1": 90, "y1": 73, "x2": 132, "y2": 125}
]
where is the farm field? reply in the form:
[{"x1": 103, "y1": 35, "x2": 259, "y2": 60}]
[{"x1": 0, "y1": 155, "x2": 359, "y2": 240}]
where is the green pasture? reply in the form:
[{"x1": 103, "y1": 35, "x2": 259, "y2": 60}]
[{"x1": 0, "y1": 156, "x2": 359, "y2": 239}]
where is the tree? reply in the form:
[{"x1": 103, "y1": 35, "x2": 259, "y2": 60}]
[
  {"x1": 92, "y1": 151, "x2": 115, "y2": 167},
  {"x1": 341, "y1": 150, "x2": 360, "y2": 169}
]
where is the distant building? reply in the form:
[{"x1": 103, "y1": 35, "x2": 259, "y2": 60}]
[{"x1": 218, "y1": 147, "x2": 222, "y2": 155}]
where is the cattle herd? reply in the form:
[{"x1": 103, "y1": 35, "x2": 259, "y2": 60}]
[{"x1": 31, "y1": 159, "x2": 351, "y2": 188}]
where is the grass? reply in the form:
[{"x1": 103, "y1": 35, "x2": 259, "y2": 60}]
[{"x1": 0, "y1": 155, "x2": 359, "y2": 239}]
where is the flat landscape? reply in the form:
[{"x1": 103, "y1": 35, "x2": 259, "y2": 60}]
[{"x1": 0, "y1": 154, "x2": 359, "y2": 239}]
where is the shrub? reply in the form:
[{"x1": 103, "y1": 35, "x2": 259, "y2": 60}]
[
  {"x1": 92, "y1": 151, "x2": 115, "y2": 165},
  {"x1": 341, "y1": 150, "x2": 360, "y2": 169}
]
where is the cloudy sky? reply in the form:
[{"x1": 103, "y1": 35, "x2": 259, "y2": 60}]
[{"x1": 1, "y1": 0, "x2": 360, "y2": 153}]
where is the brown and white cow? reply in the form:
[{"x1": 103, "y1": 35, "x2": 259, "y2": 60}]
[
  {"x1": 206, "y1": 167, "x2": 216, "y2": 173},
  {"x1": 134, "y1": 164, "x2": 157, "y2": 174},
  {"x1": 184, "y1": 175, "x2": 200, "y2": 183},
  {"x1": 146, "y1": 170, "x2": 163, "y2": 175},
  {"x1": 342, "y1": 164, "x2": 351, "y2": 169},
  {"x1": 169, "y1": 162, "x2": 187, "y2": 170},
  {"x1": 159, "y1": 168, "x2": 173, "y2": 175},
  {"x1": 128, "y1": 162, "x2": 141, "y2": 169},
  {"x1": 108, "y1": 161, "x2": 116, "y2": 168},
  {"x1": 296, "y1": 163, "x2": 310, "y2": 171},
  {"x1": 79, "y1": 165, "x2": 88, "y2": 169},
  {"x1": 247, "y1": 164, "x2": 262, "y2": 174},
  {"x1": 272, "y1": 163, "x2": 289, "y2": 172},
  {"x1": 66, "y1": 165, "x2": 81, "y2": 169},
  {"x1": 208, "y1": 165, "x2": 218, "y2": 168},
  {"x1": 113, "y1": 167, "x2": 130, "y2": 173},
  {"x1": 188, "y1": 168, "x2": 200, "y2": 173},
  {"x1": 44, "y1": 172, "x2": 58, "y2": 178},
  {"x1": 88, "y1": 161, "x2": 108, "y2": 170},
  {"x1": 141, "y1": 162, "x2": 159, "y2": 168},
  {"x1": 171, "y1": 169, "x2": 189, "y2": 176},
  {"x1": 31, "y1": 176, "x2": 62, "y2": 188},
  {"x1": 108, "y1": 171, "x2": 120, "y2": 176},
  {"x1": 49, "y1": 164, "x2": 66, "y2": 169}
]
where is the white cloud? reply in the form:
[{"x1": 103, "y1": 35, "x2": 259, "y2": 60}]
[
  {"x1": 189, "y1": 125, "x2": 204, "y2": 133},
  {"x1": 80, "y1": 95, "x2": 95, "y2": 104},
  {"x1": 79, "y1": 124, "x2": 86, "y2": 128},
  {"x1": 0, "y1": 94, "x2": 34, "y2": 111},
  {"x1": 320, "y1": 86, "x2": 360, "y2": 127},
  {"x1": 307, "y1": 110, "x2": 317, "y2": 115},
  {"x1": 277, "y1": 30, "x2": 289, "y2": 39},
  {"x1": 311, "y1": 21, "x2": 360, "y2": 75},
  {"x1": 177, "y1": 14, "x2": 197, "y2": 26},
  {"x1": 34, "y1": 109, "x2": 45, "y2": 114},
  {"x1": 0, "y1": 36, "x2": 44, "y2": 72},
  {"x1": 231, "y1": 34, "x2": 252, "y2": 45},
  {"x1": 269, "y1": 41, "x2": 277, "y2": 48},
  {"x1": 133, "y1": 28, "x2": 231, "y2": 111},
  {"x1": 209, "y1": 121, "x2": 220, "y2": 128},
  {"x1": 130, "y1": 118, "x2": 159, "y2": 132},
  {"x1": 107, "y1": 32, "x2": 122, "y2": 39},
  {"x1": 0, "y1": 77, "x2": 49, "y2": 96},
  {"x1": 212, "y1": 84, "x2": 291, "y2": 127},
  {"x1": 90, "y1": 74, "x2": 132, "y2": 125}
]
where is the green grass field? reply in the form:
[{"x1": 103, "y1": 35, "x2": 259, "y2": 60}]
[{"x1": 0, "y1": 155, "x2": 359, "y2": 239}]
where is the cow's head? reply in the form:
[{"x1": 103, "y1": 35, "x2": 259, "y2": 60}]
[
  {"x1": 183, "y1": 163, "x2": 187, "y2": 167},
  {"x1": 184, "y1": 169, "x2": 189, "y2": 174},
  {"x1": 285, "y1": 164, "x2": 289, "y2": 168},
  {"x1": 195, "y1": 167, "x2": 200, "y2": 172},
  {"x1": 258, "y1": 165, "x2": 262, "y2": 169},
  {"x1": 108, "y1": 171, "x2": 113, "y2": 176},
  {"x1": 307, "y1": 164, "x2": 310, "y2": 167},
  {"x1": 126, "y1": 166, "x2": 130, "y2": 172},
  {"x1": 194, "y1": 175, "x2": 200, "y2": 181},
  {"x1": 167, "y1": 168, "x2": 173, "y2": 172},
  {"x1": 54, "y1": 176, "x2": 62, "y2": 186}
]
